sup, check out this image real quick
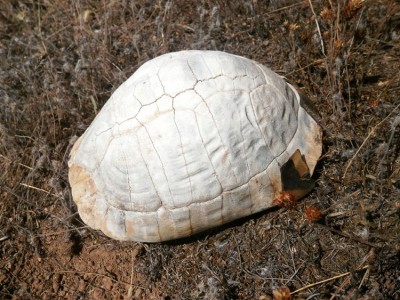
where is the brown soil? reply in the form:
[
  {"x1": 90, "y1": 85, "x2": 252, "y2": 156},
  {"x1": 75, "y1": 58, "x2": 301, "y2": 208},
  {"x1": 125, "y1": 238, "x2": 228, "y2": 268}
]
[{"x1": 1, "y1": 0, "x2": 399, "y2": 299}]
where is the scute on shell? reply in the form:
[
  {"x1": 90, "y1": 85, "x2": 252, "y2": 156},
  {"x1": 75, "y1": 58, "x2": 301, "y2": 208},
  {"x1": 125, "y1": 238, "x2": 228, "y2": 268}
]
[{"x1": 68, "y1": 50, "x2": 322, "y2": 242}]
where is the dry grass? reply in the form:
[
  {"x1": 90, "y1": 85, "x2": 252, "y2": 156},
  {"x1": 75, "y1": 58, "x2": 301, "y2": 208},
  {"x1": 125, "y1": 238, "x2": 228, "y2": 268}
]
[{"x1": 1, "y1": 0, "x2": 399, "y2": 299}]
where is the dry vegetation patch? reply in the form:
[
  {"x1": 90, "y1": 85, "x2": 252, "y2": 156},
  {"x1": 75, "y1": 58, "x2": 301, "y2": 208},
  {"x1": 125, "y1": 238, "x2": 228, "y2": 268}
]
[{"x1": 1, "y1": 0, "x2": 399, "y2": 299}]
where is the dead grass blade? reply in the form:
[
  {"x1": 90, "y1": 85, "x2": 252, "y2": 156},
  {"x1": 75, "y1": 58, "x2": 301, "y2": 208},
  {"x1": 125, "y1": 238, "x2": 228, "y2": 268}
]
[
  {"x1": 291, "y1": 265, "x2": 368, "y2": 295},
  {"x1": 343, "y1": 103, "x2": 400, "y2": 179}
]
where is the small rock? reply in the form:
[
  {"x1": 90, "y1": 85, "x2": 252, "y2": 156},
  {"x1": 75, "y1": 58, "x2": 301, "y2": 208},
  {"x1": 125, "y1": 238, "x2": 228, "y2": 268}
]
[
  {"x1": 52, "y1": 274, "x2": 62, "y2": 293},
  {"x1": 102, "y1": 277, "x2": 113, "y2": 290},
  {"x1": 134, "y1": 288, "x2": 142, "y2": 299},
  {"x1": 78, "y1": 279, "x2": 86, "y2": 292}
]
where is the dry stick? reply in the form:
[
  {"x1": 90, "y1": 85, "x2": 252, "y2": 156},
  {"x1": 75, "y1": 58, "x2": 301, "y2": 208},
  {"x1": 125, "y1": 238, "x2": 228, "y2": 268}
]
[
  {"x1": 265, "y1": 2, "x2": 305, "y2": 15},
  {"x1": 314, "y1": 222, "x2": 379, "y2": 248},
  {"x1": 53, "y1": 270, "x2": 146, "y2": 289},
  {"x1": 344, "y1": 9, "x2": 366, "y2": 121},
  {"x1": 34, "y1": 226, "x2": 89, "y2": 238},
  {"x1": 45, "y1": 24, "x2": 72, "y2": 40},
  {"x1": 330, "y1": 249, "x2": 373, "y2": 299},
  {"x1": 0, "y1": 236, "x2": 9, "y2": 242},
  {"x1": 127, "y1": 248, "x2": 137, "y2": 298},
  {"x1": 291, "y1": 265, "x2": 368, "y2": 295},
  {"x1": 20, "y1": 182, "x2": 61, "y2": 198},
  {"x1": 285, "y1": 59, "x2": 324, "y2": 76},
  {"x1": 343, "y1": 103, "x2": 400, "y2": 179},
  {"x1": 18, "y1": 163, "x2": 33, "y2": 170},
  {"x1": 307, "y1": 0, "x2": 325, "y2": 56},
  {"x1": 377, "y1": 115, "x2": 400, "y2": 175},
  {"x1": 322, "y1": 190, "x2": 360, "y2": 215},
  {"x1": 0, "y1": 154, "x2": 33, "y2": 170}
]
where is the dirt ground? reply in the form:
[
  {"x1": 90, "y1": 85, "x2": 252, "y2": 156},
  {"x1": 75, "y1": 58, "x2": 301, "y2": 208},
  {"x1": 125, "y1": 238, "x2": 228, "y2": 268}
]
[{"x1": 1, "y1": 0, "x2": 399, "y2": 299}]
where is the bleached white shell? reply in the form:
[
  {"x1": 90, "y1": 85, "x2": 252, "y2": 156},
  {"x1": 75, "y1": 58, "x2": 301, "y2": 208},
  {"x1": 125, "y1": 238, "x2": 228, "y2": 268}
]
[{"x1": 68, "y1": 50, "x2": 322, "y2": 242}]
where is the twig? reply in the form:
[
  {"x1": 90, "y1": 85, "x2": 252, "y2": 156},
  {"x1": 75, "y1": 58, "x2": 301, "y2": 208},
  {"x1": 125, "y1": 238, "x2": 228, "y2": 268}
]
[
  {"x1": 377, "y1": 115, "x2": 400, "y2": 175},
  {"x1": 314, "y1": 222, "x2": 380, "y2": 248},
  {"x1": 45, "y1": 24, "x2": 72, "y2": 40},
  {"x1": 285, "y1": 59, "x2": 324, "y2": 76},
  {"x1": 18, "y1": 163, "x2": 33, "y2": 170},
  {"x1": 322, "y1": 190, "x2": 360, "y2": 214},
  {"x1": 0, "y1": 154, "x2": 33, "y2": 170},
  {"x1": 266, "y1": 2, "x2": 306, "y2": 15},
  {"x1": 34, "y1": 225, "x2": 89, "y2": 238},
  {"x1": 53, "y1": 270, "x2": 146, "y2": 289},
  {"x1": 291, "y1": 265, "x2": 368, "y2": 295},
  {"x1": 20, "y1": 183, "x2": 61, "y2": 198},
  {"x1": 0, "y1": 236, "x2": 9, "y2": 242},
  {"x1": 343, "y1": 103, "x2": 400, "y2": 179},
  {"x1": 307, "y1": 0, "x2": 325, "y2": 56},
  {"x1": 127, "y1": 249, "x2": 136, "y2": 298},
  {"x1": 330, "y1": 249, "x2": 373, "y2": 299}
]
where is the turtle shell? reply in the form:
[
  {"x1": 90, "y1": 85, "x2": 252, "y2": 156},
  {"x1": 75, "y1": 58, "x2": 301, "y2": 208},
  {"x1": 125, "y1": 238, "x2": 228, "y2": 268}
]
[{"x1": 68, "y1": 50, "x2": 322, "y2": 242}]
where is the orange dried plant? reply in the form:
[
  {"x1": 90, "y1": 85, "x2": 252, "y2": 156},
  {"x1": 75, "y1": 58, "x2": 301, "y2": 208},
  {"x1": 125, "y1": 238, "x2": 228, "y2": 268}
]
[
  {"x1": 273, "y1": 191, "x2": 297, "y2": 209},
  {"x1": 368, "y1": 98, "x2": 379, "y2": 108},
  {"x1": 273, "y1": 286, "x2": 291, "y2": 300},
  {"x1": 305, "y1": 205, "x2": 322, "y2": 222},
  {"x1": 320, "y1": 7, "x2": 334, "y2": 22},
  {"x1": 334, "y1": 39, "x2": 344, "y2": 51},
  {"x1": 343, "y1": 0, "x2": 365, "y2": 19}
]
